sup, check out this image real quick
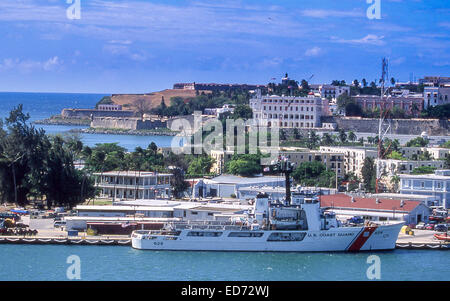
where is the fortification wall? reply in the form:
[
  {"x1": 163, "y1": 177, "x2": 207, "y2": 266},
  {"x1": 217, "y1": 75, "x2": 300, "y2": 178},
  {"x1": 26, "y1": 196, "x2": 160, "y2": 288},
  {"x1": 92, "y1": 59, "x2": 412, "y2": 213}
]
[
  {"x1": 61, "y1": 109, "x2": 135, "y2": 119},
  {"x1": 91, "y1": 117, "x2": 166, "y2": 130},
  {"x1": 321, "y1": 117, "x2": 449, "y2": 135}
]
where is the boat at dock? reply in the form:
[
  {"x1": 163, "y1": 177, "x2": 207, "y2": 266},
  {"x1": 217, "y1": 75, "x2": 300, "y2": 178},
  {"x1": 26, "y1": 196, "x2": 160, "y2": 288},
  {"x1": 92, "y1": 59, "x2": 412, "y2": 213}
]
[
  {"x1": 131, "y1": 190, "x2": 404, "y2": 252},
  {"x1": 132, "y1": 159, "x2": 403, "y2": 252},
  {"x1": 434, "y1": 233, "x2": 450, "y2": 242}
]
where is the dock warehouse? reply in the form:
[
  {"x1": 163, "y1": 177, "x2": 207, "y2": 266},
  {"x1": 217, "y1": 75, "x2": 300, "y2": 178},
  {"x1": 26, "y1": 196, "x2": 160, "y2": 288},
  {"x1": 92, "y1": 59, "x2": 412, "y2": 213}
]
[
  {"x1": 319, "y1": 194, "x2": 431, "y2": 225},
  {"x1": 191, "y1": 175, "x2": 286, "y2": 198}
]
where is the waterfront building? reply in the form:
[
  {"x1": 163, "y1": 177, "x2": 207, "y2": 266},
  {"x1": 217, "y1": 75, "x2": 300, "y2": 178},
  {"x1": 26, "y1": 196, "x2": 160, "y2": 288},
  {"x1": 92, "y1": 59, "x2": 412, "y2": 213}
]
[
  {"x1": 191, "y1": 175, "x2": 286, "y2": 198},
  {"x1": 67, "y1": 199, "x2": 251, "y2": 231},
  {"x1": 319, "y1": 146, "x2": 378, "y2": 178},
  {"x1": 370, "y1": 193, "x2": 438, "y2": 207},
  {"x1": 250, "y1": 93, "x2": 323, "y2": 129},
  {"x1": 237, "y1": 185, "x2": 337, "y2": 201},
  {"x1": 94, "y1": 171, "x2": 173, "y2": 200},
  {"x1": 399, "y1": 170, "x2": 450, "y2": 209},
  {"x1": 319, "y1": 194, "x2": 431, "y2": 224}
]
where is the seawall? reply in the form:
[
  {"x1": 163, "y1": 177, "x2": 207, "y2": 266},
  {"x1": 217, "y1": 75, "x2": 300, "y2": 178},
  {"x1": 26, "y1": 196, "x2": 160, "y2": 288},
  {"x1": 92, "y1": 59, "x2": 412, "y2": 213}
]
[{"x1": 321, "y1": 117, "x2": 449, "y2": 135}]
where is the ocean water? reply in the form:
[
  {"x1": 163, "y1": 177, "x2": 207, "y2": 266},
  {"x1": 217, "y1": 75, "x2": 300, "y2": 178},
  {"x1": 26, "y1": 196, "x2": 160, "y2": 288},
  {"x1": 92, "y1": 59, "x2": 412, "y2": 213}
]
[
  {"x1": 0, "y1": 245, "x2": 448, "y2": 281},
  {"x1": 0, "y1": 92, "x2": 180, "y2": 151}
]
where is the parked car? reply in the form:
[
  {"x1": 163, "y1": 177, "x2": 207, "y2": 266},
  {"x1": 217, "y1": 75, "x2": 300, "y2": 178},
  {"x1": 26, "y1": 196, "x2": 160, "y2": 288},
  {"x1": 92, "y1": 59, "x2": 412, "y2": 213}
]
[
  {"x1": 425, "y1": 224, "x2": 435, "y2": 230},
  {"x1": 429, "y1": 215, "x2": 445, "y2": 222},
  {"x1": 415, "y1": 222, "x2": 426, "y2": 230},
  {"x1": 434, "y1": 224, "x2": 448, "y2": 232},
  {"x1": 53, "y1": 221, "x2": 66, "y2": 229}
]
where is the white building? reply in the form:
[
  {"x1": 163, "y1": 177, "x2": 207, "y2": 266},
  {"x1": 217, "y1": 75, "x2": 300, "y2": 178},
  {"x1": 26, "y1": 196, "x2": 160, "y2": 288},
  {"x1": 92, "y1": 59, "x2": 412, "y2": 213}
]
[
  {"x1": 191, "y1": 175, "x2": 286, "y2": 198},
  {"x1": 94, "y1": 171, "x2": 173, "y2": 200},
  {"x1": 319, "y1": 146, "x2": 378, "y2": 178},
  {"x1": 400, "y1": 170, "x2": 450, "y2": 209},
  {"x1": 250, "y1": 93, "x2": 323, "y2": 129},
  {"x1": 309, "y1": 84, "x2": 350, "y2": 100},
  {"x1": 377, "y1": 159, "x2": 445, "y2": 176},
  {"x1": 424, "y1": 86, "x2": 450, "y2": 108}
]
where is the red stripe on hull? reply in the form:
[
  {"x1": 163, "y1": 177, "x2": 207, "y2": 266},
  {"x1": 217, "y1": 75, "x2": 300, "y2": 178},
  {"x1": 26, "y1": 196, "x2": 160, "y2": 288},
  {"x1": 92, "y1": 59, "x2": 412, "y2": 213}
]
[{"x1": 347, "y1": 226, "x2": 377, "y2": 251}]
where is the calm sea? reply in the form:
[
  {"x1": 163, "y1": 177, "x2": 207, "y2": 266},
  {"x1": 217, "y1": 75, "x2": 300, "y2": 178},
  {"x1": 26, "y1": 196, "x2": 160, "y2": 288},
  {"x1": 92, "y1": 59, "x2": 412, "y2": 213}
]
[
  {"x1": 0, "y1": 245, "x2": 448, "y2": 281},
  {"x1": 0, "y1": 92, "x2": 179, "y2": 151}
]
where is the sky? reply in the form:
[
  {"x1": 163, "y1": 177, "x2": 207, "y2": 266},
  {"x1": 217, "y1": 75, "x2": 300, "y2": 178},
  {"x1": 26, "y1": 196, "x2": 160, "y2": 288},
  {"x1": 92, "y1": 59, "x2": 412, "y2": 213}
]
[{"x1": 0, "y1": 0, "x2": 449, "y2": 94}]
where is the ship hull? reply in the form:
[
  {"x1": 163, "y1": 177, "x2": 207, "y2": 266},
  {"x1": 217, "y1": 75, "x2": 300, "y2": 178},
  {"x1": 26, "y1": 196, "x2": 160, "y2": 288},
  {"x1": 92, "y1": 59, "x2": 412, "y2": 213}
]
[{"x1": 131, "y1": 223, "x2": 403, "y2": 252}]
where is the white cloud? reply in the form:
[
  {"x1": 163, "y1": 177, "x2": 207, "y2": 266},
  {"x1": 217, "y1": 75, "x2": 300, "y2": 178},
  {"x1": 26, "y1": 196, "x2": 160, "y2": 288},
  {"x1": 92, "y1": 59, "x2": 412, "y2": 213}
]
[
  {"x1": 333, "y1": 34, "x2": 385, "y2": 46},
  {"x1": 0, "y1": 56, "x2": 62, "y2": 73},
  {"x1": 300, "y1": 9, "x2": 364, "y2": 18},
  {"x1": 305, "y1": 47, "x2": 322, "y2": 57}
]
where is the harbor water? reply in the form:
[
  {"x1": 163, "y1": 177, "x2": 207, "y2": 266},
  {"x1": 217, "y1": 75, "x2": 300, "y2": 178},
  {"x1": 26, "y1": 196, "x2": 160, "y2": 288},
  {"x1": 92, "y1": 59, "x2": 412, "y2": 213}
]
[
  {"x1": 0, "y1": 92, "x2": 180, "y2": 151},
  {"x1": 0, "y1": 244, "x2": 448, "y2": 281}
]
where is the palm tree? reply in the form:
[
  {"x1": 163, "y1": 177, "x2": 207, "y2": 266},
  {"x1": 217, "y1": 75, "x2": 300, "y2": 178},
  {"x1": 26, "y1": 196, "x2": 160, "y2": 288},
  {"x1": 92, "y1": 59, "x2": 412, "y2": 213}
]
[{"x1": 348, "y1": 131, "x2": 357, "y2": 143}]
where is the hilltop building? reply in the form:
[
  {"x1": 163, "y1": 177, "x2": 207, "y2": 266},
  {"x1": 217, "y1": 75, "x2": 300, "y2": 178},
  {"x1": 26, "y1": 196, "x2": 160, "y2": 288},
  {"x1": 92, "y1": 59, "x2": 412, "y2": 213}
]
[
  {"x1": 250, "y1": 93, "x2": 323, "y2": 129},
  {"x1": 309, "y1": 84, "x2": 350, "y2": 101}
]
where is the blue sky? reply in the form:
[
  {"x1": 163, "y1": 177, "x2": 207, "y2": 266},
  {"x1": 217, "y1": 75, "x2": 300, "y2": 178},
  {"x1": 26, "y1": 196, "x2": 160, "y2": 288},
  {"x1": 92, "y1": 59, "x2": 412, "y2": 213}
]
[{"x1": 0, "y1": 0, "x2": 449, "y2": 93}]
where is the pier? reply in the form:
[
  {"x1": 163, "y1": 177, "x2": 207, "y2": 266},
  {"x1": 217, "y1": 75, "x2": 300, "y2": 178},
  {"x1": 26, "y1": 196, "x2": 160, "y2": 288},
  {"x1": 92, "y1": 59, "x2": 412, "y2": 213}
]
[
  {"x1": 0, "y1": 236, "x2": 131, "y2": 246},
  {"x1": 0, "y1": 235, "x2": 448, "y2": 249}
]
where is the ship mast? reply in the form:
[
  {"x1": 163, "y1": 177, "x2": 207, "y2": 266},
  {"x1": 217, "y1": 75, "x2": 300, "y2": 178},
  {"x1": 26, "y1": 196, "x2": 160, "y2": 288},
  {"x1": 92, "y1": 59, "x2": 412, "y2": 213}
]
[{"x1": 276, "y1": 158, "x2": 295, "y2": 204}]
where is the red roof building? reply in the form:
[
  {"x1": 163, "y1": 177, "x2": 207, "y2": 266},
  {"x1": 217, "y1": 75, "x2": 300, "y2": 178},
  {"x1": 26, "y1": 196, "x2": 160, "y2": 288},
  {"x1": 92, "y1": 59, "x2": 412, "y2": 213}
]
[{"x1": 319, "y1": 194, "x2": 431, "y2": 225}]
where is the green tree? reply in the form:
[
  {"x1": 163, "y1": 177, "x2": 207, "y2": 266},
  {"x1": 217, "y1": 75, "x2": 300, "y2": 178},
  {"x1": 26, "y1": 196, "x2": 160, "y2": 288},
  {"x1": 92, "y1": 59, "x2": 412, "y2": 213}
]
[
  {"x1": 42, "y1": 136, "x2": 96, "y2": 208},
  {"x1": 292, "y1": 161, "x2": 336, "y2": 188},
  {"x1": 361, "y1": 157, "x2": 376, "y2": 192},
  {"x1": 338, "y1": 129, "x2": 347, "y2": 144},
  {"x1": 348, "y1": 131, "x2": 357, "y2": 143},
  {"x1": 232, "y1": 104, "x2": 253, "y2": 120},
  {"x1": 0, "y1": 105, "x2": 49, "y2": 206},
  {"x1": 411, "y1": 166, "x2": 436, "y2": 175},
  {"x1": 170, "y1": 167, "x2": 189, "y2": 198},
  {"x1": 226, "y1": 154, "x2": 262, "y2": 177},
  {"x1": 187, "y1": 156, "x2": 214, "y2": 176},
  {"x1": 406, "y1": 137, "x2": 429, "y2": 147}
]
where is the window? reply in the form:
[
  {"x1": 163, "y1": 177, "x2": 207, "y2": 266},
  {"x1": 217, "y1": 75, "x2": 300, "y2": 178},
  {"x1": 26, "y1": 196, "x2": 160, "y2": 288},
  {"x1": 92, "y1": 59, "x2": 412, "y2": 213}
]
[
  {"x1": 187, "y1": 231, "x2": 223, "y2": 237},
  {"x1": 267, "y1": 232, "x2": 306, "y2": 242},
  {"x1": 228, "y1": 232, "x2": 264, "y2": 238}
]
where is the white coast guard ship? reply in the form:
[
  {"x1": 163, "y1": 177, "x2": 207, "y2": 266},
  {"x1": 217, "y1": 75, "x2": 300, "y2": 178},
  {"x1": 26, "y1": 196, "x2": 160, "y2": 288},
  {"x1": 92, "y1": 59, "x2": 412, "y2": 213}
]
[{"x1": 131, "y1": 190, "x2": 403, "y2": 252}]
